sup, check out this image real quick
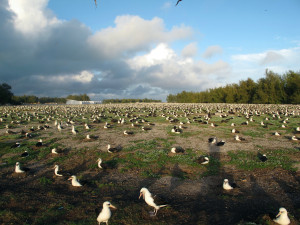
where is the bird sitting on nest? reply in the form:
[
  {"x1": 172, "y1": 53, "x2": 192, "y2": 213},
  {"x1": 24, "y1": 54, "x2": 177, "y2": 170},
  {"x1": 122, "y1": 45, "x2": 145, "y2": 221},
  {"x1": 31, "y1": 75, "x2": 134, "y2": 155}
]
[
  {"x1": 274, "y1": 132, "x2": 281, "y2": 136},
  {"x1": 11, "y1": 142, "x2": 21, "y2": 148},
  {"x1": 21, "y1": 150, "x2": 29, "y2": 158},
  {"x1": 257, "y1": 152, "x2": 268, "y2": 162},
  {"x1": 139, "y1": 187, "x2": 168, "y2": 216},
  {"x1": 296, "y1": 127, "x2": 300, "y2": 133},
  {"x1": 25, "y1": 132, "x2": 33, "y2": 138},
  {"x1": 97, "y1": 158, "x2": 103, "y2": 169},
  {"x1": 142, "y1": 126, "x2": 151, "y2": 131},
  {"x1": 273, "y1": 207, "x2": 290, "y2": 225},
  {"x1": 52, "y1": 148, "x2": 62, "y2": 154},
  {"x1": 231, "y1": 128, "x2": 239, "y2": 133},
  {"x1": 196, "y1": 156, "x2": 209, "y2": 164},
  {"x1": 291, "y1": 135, "x2": 299, "y2": 141},
  {"x1": 208, "y1": 137, "x2": 217, "y2": 144},
  {"x1": 104, "y1": 122, "x2": 111, "y2": 129},
  {"x1": 54, "y1": 165, "x2": 63, "y2": 176},
  {"x1": 72, "y1": 126, "x2": 78, "y2": 135},
  {"x1": 171, "y1": 126, "x2": 181, "y2": 134},
  {"x1": 15, "y1": 162, "x2": 29, "y2": 173},
  {"x1": 68, "y1": 175, "x2": 82, "y2": 187},
  {"x1": 170, "y1": 146, "x2": 184, "y2": 154},
  {"x1": 107, "y1": 144, "x2": 120, "y2": 153},
  {"x1": 234, "y1": 135, "x2": 246, "y2": 141},
  {"x1": 223, "y1": 179, "x2": 237, "y2": 190},
  {"x1": 97, "y1": 201, "x2": 117, "y2": 225},
  {"x1": 35, "y1": 139, "x2": 43, "y2": 147},
  {"x1": 216, "y1": 140, "x2": 226, "y2": 146},
  {"x1": 123, "y1": 130, "x2": 134, "y2": 135}
]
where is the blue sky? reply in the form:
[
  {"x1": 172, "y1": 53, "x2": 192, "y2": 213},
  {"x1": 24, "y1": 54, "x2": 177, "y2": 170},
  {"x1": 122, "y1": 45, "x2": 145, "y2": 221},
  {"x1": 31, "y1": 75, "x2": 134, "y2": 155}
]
[{"x1": 1, "y1": 0, "x2": 299, "y2": 101}]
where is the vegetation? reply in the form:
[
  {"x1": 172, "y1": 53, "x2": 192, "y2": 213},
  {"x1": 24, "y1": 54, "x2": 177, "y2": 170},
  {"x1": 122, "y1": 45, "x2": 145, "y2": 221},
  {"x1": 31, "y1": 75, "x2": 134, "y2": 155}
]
[
  {"x1": 167, "y1": 70, "x2": 300, "y2": 104},
  {"x1": 0, "y1": 83, "x2": 13, "y2": 105},
  {"x1": 102, "y1": 98, "x2": 161, "y2": 104},
  {"x1": 66, "y1": 94, "x2": 90, "y2": 101},
  {"x1": 12, "y1": 95, "x2": 67, "y2": 104}
]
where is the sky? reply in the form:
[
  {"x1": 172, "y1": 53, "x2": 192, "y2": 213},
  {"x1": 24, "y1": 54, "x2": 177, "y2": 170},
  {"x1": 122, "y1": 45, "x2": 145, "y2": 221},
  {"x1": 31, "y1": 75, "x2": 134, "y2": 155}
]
[{"x1": 0, "y1": 0, "x2": 299, "y2": 101}]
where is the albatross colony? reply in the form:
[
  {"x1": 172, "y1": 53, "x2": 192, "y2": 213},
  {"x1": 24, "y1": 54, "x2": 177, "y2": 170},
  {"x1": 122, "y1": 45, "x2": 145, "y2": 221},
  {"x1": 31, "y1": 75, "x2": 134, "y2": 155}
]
[{"x1": 0, "y1": 103, "x2": 299, "y2": 224}]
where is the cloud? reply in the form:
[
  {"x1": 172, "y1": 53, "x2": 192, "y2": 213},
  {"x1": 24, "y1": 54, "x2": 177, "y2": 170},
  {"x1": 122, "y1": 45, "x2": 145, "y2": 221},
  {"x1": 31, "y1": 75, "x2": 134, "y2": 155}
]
[
  {"x1": 88, "y1": 15, "x2": 193, "y2": 58},
  {"x1": 161, "y1": 1, "x2": 172, "y2": 9},
  {"x1": 128, "y1": 43, "x2": 231, "y2": 91},
  {"x1": 2, "y1": 0, "x2": 297, "y2": 101},
  {"x1": 231, "y1": 47, "x2": 300, "y2": 81},
  {"x1": 202, "y1": 45, "x2": 223, "y2": 58},
  {"x1": 8, "y1": 0, "x2": 60, "y2": 36},
  {"x1": 181, "y1": 42, "x2": 198, "y2": 58}
]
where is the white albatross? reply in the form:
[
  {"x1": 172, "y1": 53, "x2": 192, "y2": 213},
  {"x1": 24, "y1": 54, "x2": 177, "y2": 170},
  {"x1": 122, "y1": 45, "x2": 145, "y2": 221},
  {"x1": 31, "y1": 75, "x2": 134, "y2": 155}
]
[
  {"x1": 97, "y1": 158, "x2": 103, "y2": 168},
  {"x1": 52, "y1": 148, "x2": 58, "y2": 154},
  {"x1": 15, "y1": 162, "x2": 25, "y2": 173},
  {"x1": 223, "y1": 179, "x2": 237, "y2": 190},
  {"x1": 139, "y1": 187, "x2": 167, "y2": 216},
  {"x1": 273, "y1": 207, "x2": 290, "y2": 225},
  {"x1": 97, "y1": 201, "x2": 117, "y2": 225},
  {"x1": 54, "y1": 165, "x2": 63, "y2": 176},
  {"x1": 68, "y1": 175, "x2": 82, "y2": 187}
]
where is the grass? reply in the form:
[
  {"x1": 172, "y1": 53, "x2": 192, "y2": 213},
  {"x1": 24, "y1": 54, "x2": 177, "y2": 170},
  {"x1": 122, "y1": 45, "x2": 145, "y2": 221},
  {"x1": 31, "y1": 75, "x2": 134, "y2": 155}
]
[
  {"x1": 227, "y1": 148, "x2": 298, "y2": 171},
  {"x1": 39, "y1": 176, "x2": 53, "y2": 185}
]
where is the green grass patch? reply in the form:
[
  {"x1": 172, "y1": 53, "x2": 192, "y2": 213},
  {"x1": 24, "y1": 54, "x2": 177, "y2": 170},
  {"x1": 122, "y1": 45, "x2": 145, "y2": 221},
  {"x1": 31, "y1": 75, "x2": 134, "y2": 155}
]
[{"x1": 227, "y1": 149, "x2": 297, "y2": 171}]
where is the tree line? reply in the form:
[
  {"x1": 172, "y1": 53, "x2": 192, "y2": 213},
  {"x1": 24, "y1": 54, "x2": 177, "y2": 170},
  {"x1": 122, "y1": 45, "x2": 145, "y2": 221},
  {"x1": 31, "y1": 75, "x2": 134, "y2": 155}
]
[
  {"x1": 167, "y1": 70, "x2": 300, "y2": 104},
  {"x1": 102, "y1": 98, "x2": 161, "y2": 104},
  {"x1": 0, "y1": 85, "x2": 91, "y2": 105}
]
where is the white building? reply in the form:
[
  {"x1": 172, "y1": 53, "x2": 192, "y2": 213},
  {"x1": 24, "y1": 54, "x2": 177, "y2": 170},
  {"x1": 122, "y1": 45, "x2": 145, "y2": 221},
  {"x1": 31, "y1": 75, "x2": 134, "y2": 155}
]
[{"x1": 66, "y1": 99, "x2": 101, "y2": 105}]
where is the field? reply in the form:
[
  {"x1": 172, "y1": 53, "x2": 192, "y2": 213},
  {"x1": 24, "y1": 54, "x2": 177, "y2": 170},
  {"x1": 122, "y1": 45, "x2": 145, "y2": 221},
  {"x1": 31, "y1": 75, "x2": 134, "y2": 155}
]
[{"x1": 0, "y1": 103, "x2": 299, "y2": 225}]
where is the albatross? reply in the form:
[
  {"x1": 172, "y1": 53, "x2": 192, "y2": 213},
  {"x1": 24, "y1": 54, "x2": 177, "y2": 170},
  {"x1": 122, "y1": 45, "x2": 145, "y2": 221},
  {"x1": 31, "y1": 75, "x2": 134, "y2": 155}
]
[
  {"x1": 54, "y1": 165, "x2": 63, "y2": 176},
  {"x1": 97, "y1": 158, "x2": 103, "y2": 168},
  {"x1": 15, "y1": 162, "x2": 25, "y2": 173},
  {"x1": 97, "y1": 201, "x2": 117, "y2": 225},
  {"x1": 171, "y1": 146, "x2": 184, "y2": 153},
  {"x1": 68, "y1": 175, "x2": 82, "y2": 187},
  {"x1": 223, "y1": 179, "x2": 237, "y2": 190},
  {"x1": 273, "y1": 207, "x2": 290, "y2": 225},
  {"x1": 139, "y1": 187, "x2": 167, "y2": 216}
]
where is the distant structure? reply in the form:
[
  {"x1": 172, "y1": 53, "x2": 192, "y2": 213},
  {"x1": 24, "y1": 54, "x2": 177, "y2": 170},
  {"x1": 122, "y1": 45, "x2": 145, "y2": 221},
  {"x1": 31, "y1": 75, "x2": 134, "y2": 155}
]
[{"x1": 66, "y1": 99, "x2": 101, "y2": 105}]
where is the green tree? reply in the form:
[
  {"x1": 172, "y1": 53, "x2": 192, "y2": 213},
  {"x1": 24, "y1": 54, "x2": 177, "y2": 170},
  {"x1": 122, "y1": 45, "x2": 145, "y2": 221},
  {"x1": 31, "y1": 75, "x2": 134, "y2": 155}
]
[
  {"x1": 283, "y1": 70, "x2": 300, "y2": 104},
  {"x1": 0, "y1": 83, "x2": 14, "y2": 105}
]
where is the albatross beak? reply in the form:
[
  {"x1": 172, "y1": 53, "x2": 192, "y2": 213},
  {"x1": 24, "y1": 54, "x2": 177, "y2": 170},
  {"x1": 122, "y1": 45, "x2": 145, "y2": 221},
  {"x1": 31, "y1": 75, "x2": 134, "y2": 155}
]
[
  {"x1": 139, "y1": 192, "x2": 143, "y2": 199},
  {"x1": 68, "y1": 177, "x2": 72, "y2": 180},
  {"x1": 276, "y1": 211, "x2": 282, "y2": 218},
  {"x1": 109, "y1": 204, "x2": 117, "y2": 209}
]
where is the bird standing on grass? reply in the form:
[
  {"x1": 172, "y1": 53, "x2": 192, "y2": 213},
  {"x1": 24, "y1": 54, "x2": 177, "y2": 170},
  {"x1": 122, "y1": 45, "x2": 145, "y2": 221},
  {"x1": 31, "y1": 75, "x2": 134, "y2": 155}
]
[
  {"x1": 97, "y1": 201, "x2": 117, "y2": 225},
  {"x1": 139, "y1": 187, "x2": 167, "y2": 216}
]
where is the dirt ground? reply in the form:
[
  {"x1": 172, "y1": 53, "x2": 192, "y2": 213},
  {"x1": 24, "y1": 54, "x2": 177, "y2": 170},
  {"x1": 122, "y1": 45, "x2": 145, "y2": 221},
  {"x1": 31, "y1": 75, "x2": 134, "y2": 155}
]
[{"x1": 0, "y1": 103, "x2": 299, "y2": 225}]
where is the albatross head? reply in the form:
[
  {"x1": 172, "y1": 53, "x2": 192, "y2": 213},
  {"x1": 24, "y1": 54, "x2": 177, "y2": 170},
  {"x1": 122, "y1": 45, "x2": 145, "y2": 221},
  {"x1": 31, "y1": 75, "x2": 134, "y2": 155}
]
[{"x1": 103, "y1": 201, "x2": 117, "y2": 209}]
